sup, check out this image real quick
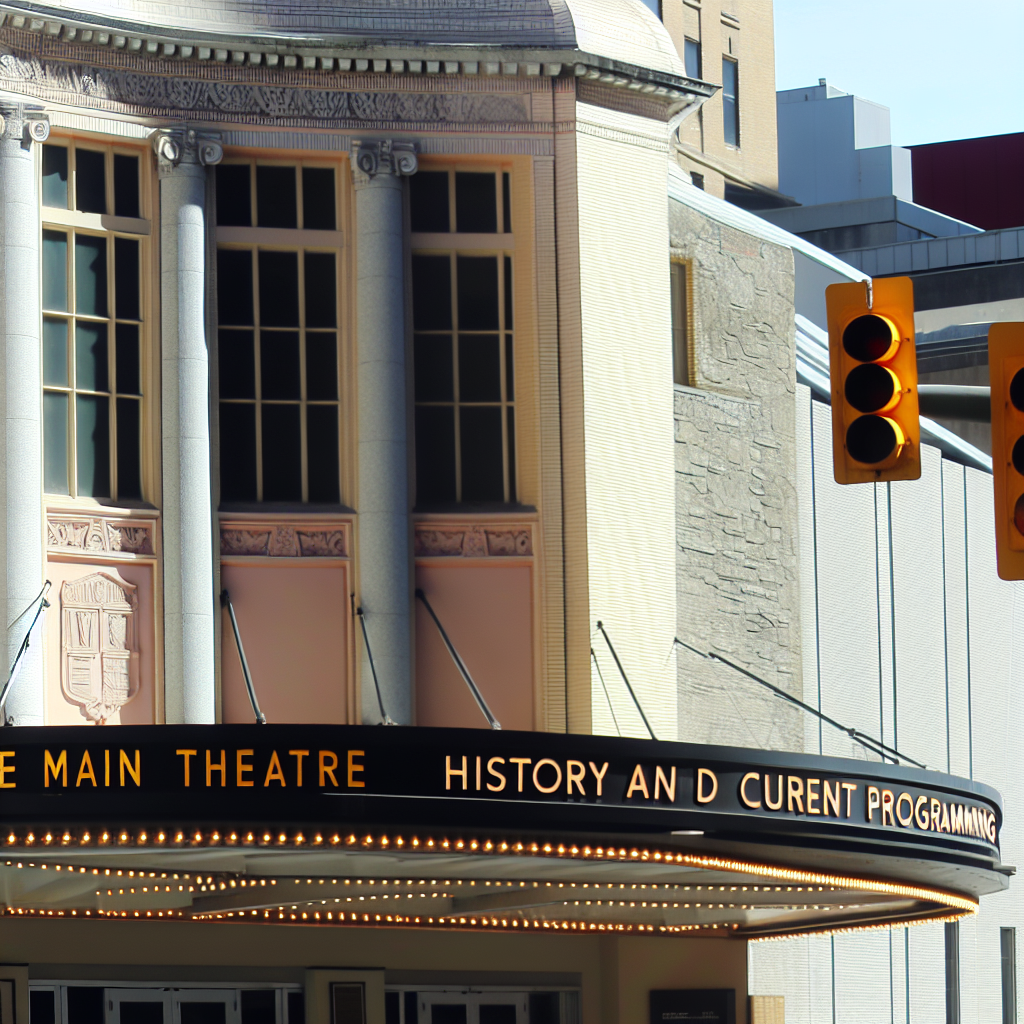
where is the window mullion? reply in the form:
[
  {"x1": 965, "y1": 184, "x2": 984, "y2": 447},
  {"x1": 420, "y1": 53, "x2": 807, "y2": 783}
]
[
  {"x1": 298, "y1": 247, "x2": 308, "y2": 503},
  {"x1": 108, "y1": 231, "x2": 118, "y2": 500},
  {"x1": 450, "y1": 251, "x2": 461, "y2": 503},
  {"x1": 253, "y1": 247, "x2": 263, "y2": 501}
]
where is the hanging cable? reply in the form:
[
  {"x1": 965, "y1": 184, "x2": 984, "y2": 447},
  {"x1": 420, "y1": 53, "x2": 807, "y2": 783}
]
[
  {"x1": 356, "y1": 607, "x2": 395, "y2": 726},
  {"x1": 590, "y1": 646, "x2": 621, "y2": 737},
  {"x1": 220, "y1": 590, "x2": 266, "y2": 724},
  {"x1": 0, "y1": 581, "x2": 52, "y2": 725},
  {"x1": 674, "y1": 639, "x2": 926, "y2": 769},
  {"x1": 416, "y1": 589, "x2": 501, "y2": 730},
  {"x1": 595, "y1": 621, "x2": 656, "y2": 740}
]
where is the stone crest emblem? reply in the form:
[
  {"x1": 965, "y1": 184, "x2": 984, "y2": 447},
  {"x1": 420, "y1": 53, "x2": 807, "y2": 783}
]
[{"x1": 60, "y1": 572, "x2": 140, "y2": 724}]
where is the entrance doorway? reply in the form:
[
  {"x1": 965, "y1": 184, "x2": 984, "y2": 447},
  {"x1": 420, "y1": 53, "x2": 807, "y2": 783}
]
[{"x1": 418, "y1": 992, "x2": 527, "y2": 1024}]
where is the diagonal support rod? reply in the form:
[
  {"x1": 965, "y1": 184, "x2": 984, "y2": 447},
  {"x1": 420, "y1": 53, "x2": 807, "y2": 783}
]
[
  {"x1": 595, "y1": 621, "x2": 656, "y2": 740},
  {"x1": 0, "y1": 580, "x2": 51, "y2": 725},
  {"x1": 220, "y1": 590, "x2": 266, "y2": 724},
  {"x1": 356, "y1": 606, "x2": 395, "y2": 725}
]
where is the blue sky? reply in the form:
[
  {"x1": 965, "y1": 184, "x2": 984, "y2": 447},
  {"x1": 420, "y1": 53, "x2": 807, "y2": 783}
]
[{"x1": 773, "y1": 0, "x2": 1024, "y2": 146}]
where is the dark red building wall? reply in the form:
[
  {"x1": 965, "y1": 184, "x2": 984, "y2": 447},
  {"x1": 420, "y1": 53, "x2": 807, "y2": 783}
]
[{"x1": 910, "y1": 133, "x2": 1024, "y2": 231}]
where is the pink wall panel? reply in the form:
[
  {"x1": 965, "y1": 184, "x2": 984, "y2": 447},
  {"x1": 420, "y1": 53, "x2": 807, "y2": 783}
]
[
  {"x1": 221, "y1": 564, "x2": 349, "y2": 724},
  {"x1": 415, "y1": 564, "x2": 534, "y2": 732}
]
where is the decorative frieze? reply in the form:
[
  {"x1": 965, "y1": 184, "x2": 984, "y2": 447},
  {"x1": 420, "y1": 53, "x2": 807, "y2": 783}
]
[
  {"x1": 220, "y1": 523, "x2": 349, "y2": 558},
  {"x1": 47, "y1": 514, "x2": 155, "y2": 556},
  {"x1": 414, "y1": 524, "x2": 533, "y2": 558}
]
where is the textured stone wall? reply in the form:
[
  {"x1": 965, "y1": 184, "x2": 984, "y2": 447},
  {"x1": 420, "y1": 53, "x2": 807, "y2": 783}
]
[{"x1": 670, "y1": 198, "x2": 803, "y2": 751}]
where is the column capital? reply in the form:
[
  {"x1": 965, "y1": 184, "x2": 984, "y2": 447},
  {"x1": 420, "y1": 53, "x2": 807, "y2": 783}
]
[
  {"x1": 150, "y1": 127, "x2": 223, "y2": 176},
  {"x1": 0, "y1": 98, "x2": 49, "y2": 146},
  {"x1": 351, "y1": 139, "x2": 418, "y2": 187}
]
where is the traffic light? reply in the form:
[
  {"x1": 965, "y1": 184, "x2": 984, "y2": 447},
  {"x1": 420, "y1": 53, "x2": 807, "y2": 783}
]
[
  {"x1": 988, "y1": 322, "x2": 1024, "y2": 581},
  {"x1": 825, "y1": 277, "x2": 920, "y2": 484}
]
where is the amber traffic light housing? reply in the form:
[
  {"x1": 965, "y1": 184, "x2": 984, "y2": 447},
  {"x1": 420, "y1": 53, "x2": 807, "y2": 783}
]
[
  {"x1": 988, "y1": 322, "x2": 1024, "y2": 581},
  {"x1": 826, "y1": 277, "x2": 920, "y2": 484}
]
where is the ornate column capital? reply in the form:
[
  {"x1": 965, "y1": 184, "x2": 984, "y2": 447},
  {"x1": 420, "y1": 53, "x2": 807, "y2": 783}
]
[
  {"x1": 351, "y1": 139, "x2": 418, "y2": 187},
  {"x1": 150, "y1": 127, "x2": 223, "y2": 176},
  {"x1": 0, "y1": 99, "x2": 49, "y2": 146}
]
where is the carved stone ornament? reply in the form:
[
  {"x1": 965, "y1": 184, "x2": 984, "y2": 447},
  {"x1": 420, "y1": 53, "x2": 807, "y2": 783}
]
[
  {"x1": 351, "y1": 139, "x2": 418, "y2": 185},
  {"x1": 220, "y1": 524, "x2": 349, "y2": 558},
  {"x1": 150, "y1": 126, "x2": 223, "y2": 173},
  {"x1": 414, "y1": 525, "x2": 533, "y2": 558},
  {"x1": 47, "y1": 514, "x2": 154, "y2": 555},
  {"x1": 60, "y1": 571, "x2": 140, "y2": 725},
  {"x1": 0, "y1": 97, "x2": 48, "y2": 144}
]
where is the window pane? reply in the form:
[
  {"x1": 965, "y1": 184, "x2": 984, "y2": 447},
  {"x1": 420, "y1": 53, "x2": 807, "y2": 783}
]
[
  {"x1": 66, "y1": 987, "x2": 104, "y2": 1024},
  {"x1": 306, "y1": 333, "x2": 338, "y2": 401},
  {"x1": 684, "y1": 38, "x2": 701, "y2": 79},
  {"x1": 42, "y1": 230, "x2": 68, "y2": 312},
  {"x1": 43, "y1": 391, "x2": 69, "y2": 494},
  {"x1": 302, "y1": 167, "x2": 336, "y2": 230},
  {"x1": 76, "y1": 393, "x2": 110, "y2": 497},
  {"x1": 75, "y1": 149, "x2": 106, "y2": 214},
  {"x1": 458, "y1": 334, "x2": 501, "y2": 402},
  {"x1": 42, "y1": 145, "x2": 68, "y2": 209},
  {"x1": 75, "y1": 321, "x2": 108, "y2": 393},
  {"x1": 502, "y1": 172, "x2": 511, "y2": 233},
  {"x1": 457, "y1": 256, "x2": 499, "y2": 330},
  {"x1": 219, "y1": 403, "x2": 257, "y2": 501},
  {"x1": 723, "y1": 58, "x2": 739, "y2": 146},
  {"x1": 256, "y1": 166, "x2": 297, "y2": 228},
  {"x1": 43, "y1": 317, "x2": 69, "y2": 387},
  {"x1": 671, "y1": 262, "x2": 689, "y2": 386},
  {"x1": 30, "y1": 990, "x2": 56, "y2": 1024},
  {"x1": 115, "y1": 237, "x2": 140, "y2": 320},
  {"x1": 219, "y1": 330, "x2": 255, "y2": 399},
  {"x1": 113, "y1": 154, "x2": 140, "y2": 218},
  {"x1": 217, "y1": 249, "x2": 254, "y2": 326},
  {"x1": 414, "y1": 334, "x2": 453, "y2": 402},
  {"x1": 410, "y1": 171, "x2": 450, "y2": 232},
  {"x1": 261, "y1": 404, "x2": 302, "y2": 501},
  {"x1": 116, "y1": 396, "x2": 142, "y2": 499},
  {"x1": 261, "y1": 331, "x2": 301, "y2": 400},
  {"x1": 505, "y1": 334, "x2": 515, "y2": 400},
  {"x1": 116, "y1": 323, "x2": 140, "y2": 395},
  {"x1": 307, "y1": 404, "x2": 339, "y2": 503},
  {"x1": 258, "y1": 251, "x2": 299, "y2": 327},
  {"x1": 504, "y1": 256, "x2": 513, "y2": 329},
  {"x1": 75, "y1": 235, "x2": 108, "y2": 318},
  {"x1": 460, "y1": 406, "x2": 504, "y2": 502},
  {"x1": 455, "y1": 172, "x2": 497, "y2": 233},
  {"x1": 304, "y1": 252, "x2": 336, "y2": 327},
  {"x1": 412, "y1": 256, "x2": 452, "y2": 331},
  {"x1": 240, "y1": 990, "x2": 276, "y2": 1024},
  {"x1": 507, "y1": 406, "x2": 516, "y2": 501},
  {"x1": 216, "y1": 165, "x2": 252, "y2": 227},
  {"x1": 415, "y1": 405, "x2": 456, "y2": 505}
]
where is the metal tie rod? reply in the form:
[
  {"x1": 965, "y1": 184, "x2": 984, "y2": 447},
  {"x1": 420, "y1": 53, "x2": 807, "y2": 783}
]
[
  {"x1": 415, "y1": 589, "x2": 501, "y2": 730},
  {"x1": 356, "y1": 606, "x2": 395, "y2": 725},
  {"x1": 595, "y1": 621, "x2": 656, "y2": 740},
  {"x1": 0, "y1": 581, "x2": 51, "y2": 725},
  {"x1": 220, "y1": 590, "x2": 266, "y2": 724}
]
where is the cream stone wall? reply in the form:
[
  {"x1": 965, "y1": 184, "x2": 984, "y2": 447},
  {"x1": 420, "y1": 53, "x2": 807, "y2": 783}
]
[{"x1": 574, "y1": 101, "x2": 678, "y2": 741}]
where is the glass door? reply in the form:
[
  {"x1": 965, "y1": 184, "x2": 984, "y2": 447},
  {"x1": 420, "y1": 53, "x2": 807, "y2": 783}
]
[
  {"x1": 173, "y1": 990, "x2": 240, "y2": 1024},
  {"x1": 417, "y1": 993, "x2": 527, "y2": 1024},
  {"x1": 105, "y1": 990, "x2": 170, "y2": 1024}
]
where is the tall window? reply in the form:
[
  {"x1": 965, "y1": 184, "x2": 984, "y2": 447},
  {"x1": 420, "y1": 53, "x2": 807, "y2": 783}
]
[
  {"x1": 215, "y1": 162, "x2": 342, "y2": 504},
  {"x1": 410, "y1": 170, "x2": 516, "y2": 506},
  {"x1": 41, "y1": 141, "x2": 146, "y2": 500},
  {"x1": 1003, "y1": 928, "x2": 1018, "y2": 1024},
  {"x1": 722, "y1": 58, "x2": 740, "y2": 147},
  {"x1": 670, "y1": 261, "x2": 691, "y2": 387},
  {"x1": 684, "y1": 38, "x2": 702, "y2": 80}
]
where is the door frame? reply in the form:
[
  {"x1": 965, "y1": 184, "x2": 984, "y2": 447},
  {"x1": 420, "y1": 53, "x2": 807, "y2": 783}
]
[{"x1": 417, "y1": 990, "x2": 528, "y2": 1024}]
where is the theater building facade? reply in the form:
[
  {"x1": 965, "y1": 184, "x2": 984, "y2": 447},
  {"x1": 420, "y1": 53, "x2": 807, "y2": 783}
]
[{"x1": 0, "y1": 1, "x2": 1017, "y2": 1022}]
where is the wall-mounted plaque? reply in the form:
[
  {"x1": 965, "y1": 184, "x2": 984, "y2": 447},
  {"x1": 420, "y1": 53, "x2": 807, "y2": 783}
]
[{"x1": 650, "y1": 989, "x2": 736, "y2": 1024}]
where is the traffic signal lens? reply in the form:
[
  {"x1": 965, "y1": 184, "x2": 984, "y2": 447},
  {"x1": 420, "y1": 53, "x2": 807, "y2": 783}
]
[
  {"x1": 1011, "y1": 368, "x2": 1024, "y2": 412},
  {"x1": 842, "y1": 314, "x2": 899, "y2": 363},
  {"x1": 846, "y1": 414, "x2": 903, "y2": 465},
  {"x1": 845, "y1": 363, "x2": 900, "y2": 413},
  {"x1": 1013, "y1": 437, "x2": 1024, "y2": 476},
  {"x1": 1015, "y1": 494, "x2": 1024, "y2": 537}
]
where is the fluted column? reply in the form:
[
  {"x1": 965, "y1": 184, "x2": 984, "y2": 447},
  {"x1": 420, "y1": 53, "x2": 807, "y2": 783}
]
[
  {"x1": 152, "y1": 127, "x2": 222, "y2": 724},
  {"x1": 0, "y1": 103, "x2": 48, "y2": 725},
  {"x1": 352, "y1": 139, "x2": 417, "y2": 725}
]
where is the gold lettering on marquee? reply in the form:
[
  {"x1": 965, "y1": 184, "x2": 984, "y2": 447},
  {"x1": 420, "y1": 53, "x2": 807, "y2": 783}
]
[
  {"x1": 347, "y1": 750, "x2": 365, "y2": 788},
  {"x1": 655, "y1": 766, "x2": 677, "y2": 802},
  {"x1": 881, "y1": 789, "x2": 895, "y2": 827},
  {"x1": 44, "y1": 749, "x2": 67, "y2": 787},
  {"x1": 867, "y1": 786, "x2": 881, "y2": 822},
  {"x1": 104, "y1": 748, "x2": 110, "y2": 787},
  {"x1": 842, "y1": 782, "x2": 857, "y2": 817},
  {"x1": 915, "y1": 795, "x2": 929, "y2": 829},
  {"x1": 896, "y1": 792, "x2": 914, "y2": 827},
  {"x1": 120, "y1": 749, "x2": 140, "y2": 787},
  {"x1": 806, "y1": 778, "x2": 821, "y2": 815},
  {"x1": 446, "y1": 755, "x2": 467, "y2": 791},
  {"x1": 952, "y1": 803, "x2": 964, "y2": 835},
  {"x1": 787, "y1": 776, "x2": 804, "y2": 813},
  {"x1": 206, "y1": 749, "x2": 226, "y2": 787},
  {"x1": 237, "y1": 749, "x2": 254, "y2": 787},
  {"x1": 533, "y1": 759, "x2": 562, "y2": 794},
  {"x1": 476, "y1": 755, "x2": 482, "y2": 791},
  {"x1": 289, "y1": 750, "x2": 309, "y2": 787},
  {"x1": 319, "y1": 750, "x2": 339, "y2": 787},
  {"x1": 509, "y1": 758, "x2": 532, "y2": 793},
  {"x1": 931, "y1": 797, "x2": 940, "y2": 831},
  {"x1": 264, "y1": 751, "x2": 286, "y2": 787},
  {"x1": 566, "y1": 760, "x2": 586, "y2": 796},
  {"x1": 940, "y1": 803, "x2": 950, "y2": 833},
  {"x1": 76, "y1": 750, "x2": 97, "y2": 787},
  {"x1": 764, "y1": 774, "x2": 783, "y2": 810},
  {"x1": 823, "y1": 780, "x2": 840, "y2": 817},
  {"x1": 626, "y1": 765, "x2": 650, "y2": 800},
  {"x1": 0, "y1": 751, "x2": 13, "y2": 788},
  {"x1": 487, "y1": 757, "x2": 506, "y2": 792},
  {"x1": 696, "y1": 768, "x2": 718, "y2": 804},
  {"x1": 589, "y1": 761, "x2": 609, "y2": 796},
  {"x1": 740, "y1": 772, "x2": 761, "y2": 808},
  {"x1": 177, "y1": 749, "x2": 197, "y2": 787}
]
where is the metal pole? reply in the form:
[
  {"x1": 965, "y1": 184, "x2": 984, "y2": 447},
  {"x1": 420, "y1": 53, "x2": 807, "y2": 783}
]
[
  {"x1": 356, "y1": 607, "x2": 395, "y2": 725},
  {"x1": 0, "y1": 580, "x2": 50, "y2": 725},
  {"x1": 220, "y1": 590, "x2": 266, "y2": 725},
  {"x1": 595, "y1": 621, "x2": 656, "y2": 740}
]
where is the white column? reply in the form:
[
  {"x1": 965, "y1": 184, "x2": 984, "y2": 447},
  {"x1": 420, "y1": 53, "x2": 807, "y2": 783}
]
[
  {"x1": 0, "y1": 104, "x2": 48, "y2": 725},
  {"x1": 152, "y1": 128, "x2": 222, "y2": 724},
  {"x1": 352, "y1": 140, "x2": 417, "y2": 725}
]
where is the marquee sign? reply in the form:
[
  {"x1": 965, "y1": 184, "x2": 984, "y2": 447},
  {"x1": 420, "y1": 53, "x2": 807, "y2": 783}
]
[{"x1": 0, "y1": 725, "x2": 1002, "y2": 864}]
